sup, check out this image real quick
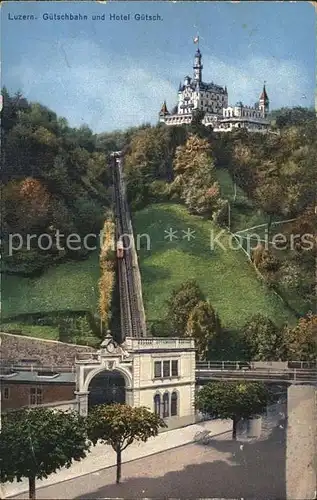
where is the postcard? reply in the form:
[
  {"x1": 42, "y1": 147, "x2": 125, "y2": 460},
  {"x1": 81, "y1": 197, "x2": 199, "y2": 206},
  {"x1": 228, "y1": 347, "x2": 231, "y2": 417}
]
[{"x1": 1, "y1": 2, "x2": 316, "y2": 499}]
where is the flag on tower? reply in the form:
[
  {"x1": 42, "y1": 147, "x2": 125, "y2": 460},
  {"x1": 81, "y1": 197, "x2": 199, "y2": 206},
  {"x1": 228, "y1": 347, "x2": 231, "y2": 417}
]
[{"x1": 193, "y1": 36, "x2": 199, "y2": 44}]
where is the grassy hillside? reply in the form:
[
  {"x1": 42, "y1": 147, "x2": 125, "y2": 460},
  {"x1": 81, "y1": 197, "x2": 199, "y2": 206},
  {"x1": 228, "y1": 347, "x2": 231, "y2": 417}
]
[
  {"x1": 134, "y1": 203, "x2": 296, "y2": 331},
  {"x1": 2, "y1": 251, "x2": 100, "y2": 319},
  {"x1": 1, "y1": 251, "x2": 100, "y2": 343}
]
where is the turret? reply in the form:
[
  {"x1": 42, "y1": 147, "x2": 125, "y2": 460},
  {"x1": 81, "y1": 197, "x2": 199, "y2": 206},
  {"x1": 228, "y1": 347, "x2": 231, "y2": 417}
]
[
  {"x1": 159, "y1": 101, "x2": 170, "y2": 123},
  {"x1": 193, "y1": 48, "x2": 203, "y2": 83},
  {"x1": 259, "y1": 83, "x2": 269, "y2": 117}
]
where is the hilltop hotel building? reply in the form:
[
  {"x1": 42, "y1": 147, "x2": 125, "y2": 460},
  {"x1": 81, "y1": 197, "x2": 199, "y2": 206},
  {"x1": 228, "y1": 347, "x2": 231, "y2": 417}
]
[{"x1": 159, "y1": 47, "x2": 270, "y2": 133}]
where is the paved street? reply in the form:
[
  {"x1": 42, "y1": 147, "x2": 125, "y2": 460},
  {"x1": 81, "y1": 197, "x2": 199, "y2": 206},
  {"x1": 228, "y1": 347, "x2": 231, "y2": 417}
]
[
  {"x1": 11, "y1": 427, "x2": 286, "y2": 500},
  {"x1": 3, "y1": 420, "x2": 231, "y2": 498}
]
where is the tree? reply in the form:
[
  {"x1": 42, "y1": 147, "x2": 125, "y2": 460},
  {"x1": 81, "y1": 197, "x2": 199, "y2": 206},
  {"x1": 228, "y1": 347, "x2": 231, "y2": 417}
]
[
  {"x1": 189, "y1": 109, "x2": 211, "y2": 138},
  {"x1": 243, "y1": 314, "x2": 283, "y2": 361},
  {"x1": 167, "y1": 280, "x2": 204, "y2": 337},
  {"x1": 254, "y1": 175, "x2": 285, "y2": 239},
  {"x1": 196, "y1": 381, "x2": 270, "y2": 439},
  {"x1": 86, "y1": 404, "x2": 166, "y2": 484},
  {"x1": 186, "y1": 300, "x2": 221, "y2": 360},
  {"x1": 2, "y1": 177, "x2": 52, "y2": 234},
  {"x1": 2, "y1": 88, "x2": 111, "y2": 275},
  {"x1": 271, "y1": 106, "x2": 316, "y2": 129},
  {"x1": 124, "y1": 125, "x2": 181, "y2": 209},
  {"x1": 173, "y1": 134, "x2": 211, "y2": 180},
  {"x1": 0, "y1": 408, "x2": 90, "y2": 499},
  {"x1": 230, "y1": 139, "x2": 257, "y2": 196},
  {"x1": 282, "y1": 313, "x2": 317, "y2": 361},
  {"x1": 172, "y1": 134, "x2": 222, "y2": 215},
  {"x1": 182, "y1": 169, "x2": 222, "y2": 215}
]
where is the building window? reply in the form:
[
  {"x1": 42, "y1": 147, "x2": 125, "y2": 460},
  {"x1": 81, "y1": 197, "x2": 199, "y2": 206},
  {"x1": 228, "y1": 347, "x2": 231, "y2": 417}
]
[
  {"x1": 154, "y1": 361, "x2": 162, "y2": 378},
  {"x1": 171, "y1": 391, "x2": 178, "y2": 416},
  {"x1": 3, "y1": 387, "x2": 9, "y2": 400},
  {"x1": 163, "y1": 393, "x2": 169, "y2": 418},
  {"x1": 154, "y1": 394, "x2": 161, "y2": 416},
  {"x1": 30, "y1": 387, "x2": 42, "y2": 406},
  {"x1": 154, "y1": 360, "x2": 179, "y2": 379},
  {"x1": 163, "y1": 360, "x2": 170, "y2": 378},
  {"x1": 171, "y1": 360, "x2": 179, "y2": 376}
]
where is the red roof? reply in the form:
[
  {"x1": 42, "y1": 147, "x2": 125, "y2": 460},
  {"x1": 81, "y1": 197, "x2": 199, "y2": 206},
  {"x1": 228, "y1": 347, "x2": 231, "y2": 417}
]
[
  {"x1": 260, "y1": 85, "x2": 269, "y2": 101},
  {"x1": 160, "y1": 101, "x2": 169, "y2": 115}
]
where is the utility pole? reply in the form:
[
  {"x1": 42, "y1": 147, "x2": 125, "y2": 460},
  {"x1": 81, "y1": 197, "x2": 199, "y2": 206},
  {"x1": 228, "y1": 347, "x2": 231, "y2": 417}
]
[{"x1": 228, "y1": 202, "x2": 231, "y2": 231}]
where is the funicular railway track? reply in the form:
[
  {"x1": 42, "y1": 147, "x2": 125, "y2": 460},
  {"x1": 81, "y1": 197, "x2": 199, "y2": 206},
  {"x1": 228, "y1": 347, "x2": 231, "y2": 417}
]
[
  {"x1": 115, "y1": 189, "x2": 132, "y2": 339},
  {"x1": 111, "y1": 152, "x2": 146, "y2": 339}
]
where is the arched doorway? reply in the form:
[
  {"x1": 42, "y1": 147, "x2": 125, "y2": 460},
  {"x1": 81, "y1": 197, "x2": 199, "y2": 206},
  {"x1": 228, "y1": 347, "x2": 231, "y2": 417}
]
[{"x1": 88, "y1": 369, "x2": 126, "y2": 410}]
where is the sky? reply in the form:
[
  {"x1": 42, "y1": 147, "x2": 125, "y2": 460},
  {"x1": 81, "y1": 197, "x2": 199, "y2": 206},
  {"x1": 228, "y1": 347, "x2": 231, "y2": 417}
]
[{"x1": 2, "y1": 1, "x2": 316, "y2": 133}]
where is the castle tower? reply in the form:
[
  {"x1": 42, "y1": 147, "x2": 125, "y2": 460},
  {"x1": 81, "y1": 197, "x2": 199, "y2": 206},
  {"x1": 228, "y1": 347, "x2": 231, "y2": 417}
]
[
  {"x1": 159, "y1": 101, "x2": 170, "y2": 123},
  {"x1": 193, "y1": 48, "x2": 203, "y2": 84},
  {"x1": 259, "y1": 83, "x2": 269, "y2": 117}
]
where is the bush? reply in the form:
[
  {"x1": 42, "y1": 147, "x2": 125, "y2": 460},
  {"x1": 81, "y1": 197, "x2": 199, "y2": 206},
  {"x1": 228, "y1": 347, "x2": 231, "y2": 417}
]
[
  {"x1": 58, "y1": 314, "x2": 94, "y2": 342},
  {"x1": 258, "y1": 250, "x2": 280, "y2": 272},
  {"x1": 148, "y1": 180, "x2": 170, "y2": 203},
  {"x1": 147, "y1": 320, "x2": 170, "y2": 337}
]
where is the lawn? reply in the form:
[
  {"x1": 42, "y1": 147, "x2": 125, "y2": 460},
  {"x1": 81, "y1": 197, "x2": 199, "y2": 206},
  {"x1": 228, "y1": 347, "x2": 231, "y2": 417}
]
[
  {"x1": 0, "y1": 322, "x2": 60, "y2": 340},
  {"x1": 1, "y1": 251, "x2": 100, "y2": 320},
  {"x1": 134, "y1": 203, "x2": 296, "y2": 330}
]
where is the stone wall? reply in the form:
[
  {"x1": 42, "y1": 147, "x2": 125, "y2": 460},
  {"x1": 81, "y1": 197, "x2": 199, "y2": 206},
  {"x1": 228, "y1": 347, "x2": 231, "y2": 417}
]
[
  {"x1": 1, "y1": 333, "x2": 95, "y2": 366},
  {"x1": 37, "y1": 399, "x2": 78, "y2": 412},
  {"x1": 286, "y1": 384, "x2": 317, "y2": 500}
]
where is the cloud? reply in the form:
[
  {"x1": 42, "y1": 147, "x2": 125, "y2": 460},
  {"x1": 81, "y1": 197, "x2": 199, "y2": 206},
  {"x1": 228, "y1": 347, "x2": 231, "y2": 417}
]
[
  {"x1": 6, "y1": 39, "x2": 313, "y2": 133},
  {"x1": 7, "y1": 38, "x2": 176, "y2": 133}
]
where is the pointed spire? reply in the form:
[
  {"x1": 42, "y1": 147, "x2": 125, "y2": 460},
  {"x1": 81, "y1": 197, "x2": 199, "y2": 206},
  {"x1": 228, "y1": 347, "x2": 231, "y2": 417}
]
[
  {"x1": 260, "y1": 82, "x2": 269, "y2": 101},
  {"x1": 178, "y1": 81, "x2": 183, "y2": 92},
  {"x1": 159, "y1": 101, "x2": 169, "y2": 116}
]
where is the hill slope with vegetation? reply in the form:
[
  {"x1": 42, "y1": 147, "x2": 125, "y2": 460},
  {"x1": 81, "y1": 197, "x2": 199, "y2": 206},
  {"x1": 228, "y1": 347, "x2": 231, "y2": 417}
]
[
  {"x1": 1, "y1": 89, "x2": 115, "y2": 343},
  {"x1": 125, "y1": 109, "x2": 316, "y2": 359},
  {"x1": 2, "y1": 90, "x2": 316, "y2": 360},
  {"x1": 1, "y1": 88, "x2": 111, "y2": 274},
  {"x1": 134, "y1": 203, "x2": 295, "y2": 330}
]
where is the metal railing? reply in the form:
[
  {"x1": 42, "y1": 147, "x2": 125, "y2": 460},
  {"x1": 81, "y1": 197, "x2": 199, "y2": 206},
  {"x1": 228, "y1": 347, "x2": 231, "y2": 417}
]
[
  {"x1": 125, "y1": 338, "x2": 195, "y2": 349},
  {"x1": 196, "y1": 363, "x2": 317, "y2": 384},
  {"x1": 196, "y1": 360, "x2": 317, "y2": 370},
  {"x1": 196, "y1": 371, "x2": 317, "y2": 383}
]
